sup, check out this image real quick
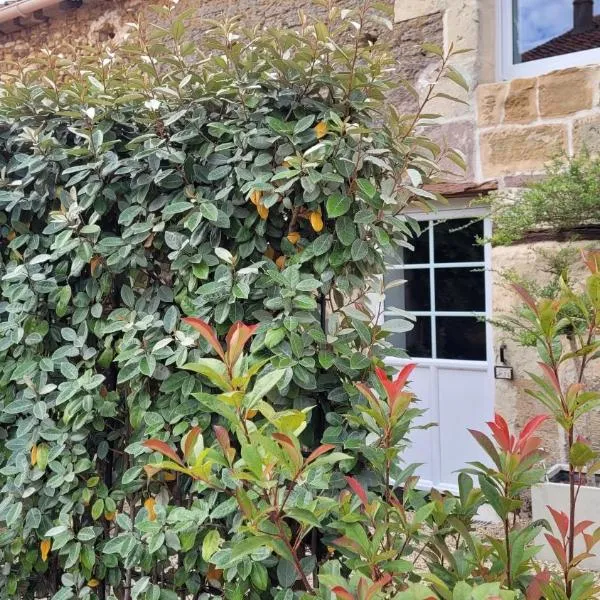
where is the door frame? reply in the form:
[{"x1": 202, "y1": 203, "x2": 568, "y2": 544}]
[{"x1": 385, "y1": 204, "x2": 495, "y2": 494}]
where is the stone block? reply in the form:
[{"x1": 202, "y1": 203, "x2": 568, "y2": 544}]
[
  {"x1": 572, "y1": 112, "x2": 600, "y2": 154},
  {"x1": 476, "y1": 82, "x2": 507, "y2": 127},
  {"x1": 394, "y1": 0, "x2": 443, "y2": 23},
  {"x1": 427, "y1": 119, "x2": 476, "y2": 180},
  {"x1": 504, "y1": 77, "x2": 537, "y2": 124},
  {"x1": 538, "y1": 67, "x2": 596, "y2": 118},
  {"x1": 480, "y1": 124, "x2": 568, "y2": 178}
]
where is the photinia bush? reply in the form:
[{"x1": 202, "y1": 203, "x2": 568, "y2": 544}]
[{"x1": 0, "y1": 1, "x2": 472, "y2": 598}]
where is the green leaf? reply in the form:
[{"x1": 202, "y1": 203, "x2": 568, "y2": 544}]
[
  {"x1": 335, "y1": 216, "x2": 356, "y2": 246},
  {"x1": 245, "y1": 369, "x2": 286, "y2": 408},
  {"x1": 202, "y1": 530, "x2": 222, "y2": 562},
  {"x1": 351, "y1": 238, "x2": 368, "y2": 261},
  {"x1": 326, "y1": 193, "x2": 351, "y2": 218}
]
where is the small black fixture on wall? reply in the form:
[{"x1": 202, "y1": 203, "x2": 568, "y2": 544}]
[{"x1": 494, "y1": 343, "x2": 513, "y2": 380}]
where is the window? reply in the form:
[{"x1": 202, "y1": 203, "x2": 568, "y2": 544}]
[
  {"x1": 499, "y1": 0, "x2": 600, "y2": 79},
  {"x1": 384, "y1": 218, "x2": 488, "y2": 362}
]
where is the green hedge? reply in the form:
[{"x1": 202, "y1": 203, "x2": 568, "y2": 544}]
[{"x1": 0, "y1": 3, "x2": 464, "y2": 598}]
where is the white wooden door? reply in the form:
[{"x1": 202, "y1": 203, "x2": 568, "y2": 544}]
[{"x1": 384, "y1": 208, "x2": 494, "y2": 494}]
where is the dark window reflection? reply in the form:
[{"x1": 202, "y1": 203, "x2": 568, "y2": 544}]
[
  {"x1": 389, "y1": 317, "x2": 432, "y2": 359},
  {"x1": 436, "y1": 317, "x2": 486, "y2": 361},
  {"x1": 404, "y1": 227, "x2": 430, "y2": 264},
  {"x1": 434, "y1": 219, "x2": 483, "y2": 263},
  {"x1": 435, "y1": 268, "x2": 485, "y2": 311},
  {"x1": 385, "y1": 270, "x2": 430, "y2": 312}
]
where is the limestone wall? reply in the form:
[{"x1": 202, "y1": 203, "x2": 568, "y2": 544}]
[{"x1": 0, "y1": 0, "x2": 441, "y2": 116}]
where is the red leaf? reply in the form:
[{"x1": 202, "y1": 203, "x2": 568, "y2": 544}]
[
  {"x1": 488, "y1": 413, "x2": 513, "y2": 453},
  {"x1": 345, "y1": 476, "x2": 368, "y2": 507},
  {"x1": 331, "y1": 587, "x2": 355, "y2": 600},
  {"x1": 332, "y1": 535, "x2": 363, "y2": 555},
  {"x1": 304, "y1": 444, "x2": 336, "y2": 466},
  {"x1": 394, "y1": 363, "x2": 417, "y2": 390},
  {"x1": 512, "y1": 283, "x2": 538, "y2": 313},
  {"x1": 574, "y1": 520, "x2": 594, "y2": 537},
  {"x1": 537, "y1": 362, "x2": 562, "y2": 395},
  {"x1": 366, "y1": 574, "x2": 392, "y2": 600},
  {"x1": 143, "y1": 439, "x2": 184, "y2": 466},
  {"x1": 182, "y1": 317, "x2": 225, "y2": 361},
  {"x1": 213, "y1": 425, "x2": 231, "y2": 452},
  {"x1": 544, "y1": 533, "x2": 567, "y2": 568},
  {"x1": 526, "y1": 570, "x2": 551, "y2": 600},
  {"x1": 225, "y1": 321, "x2": 259, "y2": 368},
  {"x1": 518, "y1": 414, "x2": 549, "y2": 444},
  {"x1": 183, "y1": 426, "x2": 202, "y2": 460},
  {"x1": 547, "y1": 505, "x2": 569, "y2": 539}
]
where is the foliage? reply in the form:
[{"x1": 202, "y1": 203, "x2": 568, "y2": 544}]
[
  {"x1": 0, "y1": 1, "x2": 474, "y2": 598},
  {"x1": 467, "y1": 414, "x2": 547, "y2": 591},
  {"x1": 511, "y1": 251, "x2": 600, "y2": 600},
  {"x1": 487, "y1": 152, "x2": 600, "y2": 245}
]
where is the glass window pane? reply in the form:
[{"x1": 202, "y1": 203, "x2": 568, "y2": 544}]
[
  {"x1": 435, "y1": 268, "x2": 485, "y2": 312},
  {"x1": 436, "y1": 317, "x2": 487, "y2": 361},
  {"x1": 434, "y1": 219, "x2": 483, "y2": 263},
  {"x1": 385, "y1": 269, "x2": 430, "y2": 312},
  {"x1": 404, "y1": 227, "x2": 430, "y2": 265},
  {"x1": 513, "y1": 0, "x2": 600, "y2": 65},
  {"x1": 388, "y1": 317, "x2": 432, "y2": 359}
]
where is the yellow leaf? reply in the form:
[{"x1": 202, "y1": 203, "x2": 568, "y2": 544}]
[
  {"x1": 249, "y1": 189, "x2": 262, "y2": 206},
  {"x1": 264, "y1": 246, "x2": 275, "y2": 260},
  {"x1": 144, "y1": 497, "x2": 156, "y2": 521},
  {"x1": 104, "y1": 511, "x2": 116, "y2": 521},
  {"x1": 287, "y1": 232, "x2": 301, "y2": 245},
  {"x1": 309, "y1": 210, "x2": 324, "y2": 232},
  {"x1": 314, "y1": 121, "x2": 328, "y2": 139},
  {"x1": 282, "y1": 160, "x2": 290, "y2": 167},
  {"x1": 87, "y1": 579, "x2": 100, "y2": 588},
  {"x1": 31, "y1": 445, "x2": 38, "y2": 466},
  {"x1": 256, "y1": 202, "x2": 269, "y2": 220},
  {"x1": 246, "y1": 409, "x2": 258, "y2": 419},
  {"x1": 7, "y1": 230, "x2": 15, "y2": 241},
  {"x1": 276, "y1": 256, "x2": 286, "y2": 270},
  {"x1": 90, "y1": 256, "x2": 102, "y2": 277},
  {"x1": 40, "y1": 539, "x2": 51, "y2": 562},
  {"x1": 163, "y1": 472, "x2": 177, "y2": 481}
]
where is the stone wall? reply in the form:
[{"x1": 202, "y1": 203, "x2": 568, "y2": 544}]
[
  {"x1": 477, "y1": 67, "x2": 600, "y2": 183},
  {"x1": 0, "y1": 0, "x2": 442, "y2": 115}
]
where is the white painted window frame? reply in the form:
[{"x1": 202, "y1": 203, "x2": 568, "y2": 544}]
[
  {"x1": 497, "y1": 0, "x2": 600, "y2": 80},
  {"x1": 384, "y1": 207, "x2": 494, "y2": 370}
]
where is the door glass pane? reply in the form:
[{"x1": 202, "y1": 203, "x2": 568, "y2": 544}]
[
  {"x1": 513, "y1": 0, "x2": 600, "y2": 65},
  {"x1": 435, "y1": 268, "x2": 485, "y2": 312},
  {"x1": 389, "y1": 317, "x2": 432, "y2": 359},
  {"x1": 436, "y1": 317, "x2": 486, "y2": 361},
  {"x1": 434, "y1": 219, "x2": 483, "y2": 263},
  {"x1": 404, "y1": 227, "x2": 430, "y2": 264},
  {"x1": 385, "y1": 270, "x2": 430, "y2": 312}
]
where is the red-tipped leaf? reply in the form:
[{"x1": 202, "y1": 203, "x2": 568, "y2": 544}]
[
  {"x1": 331, "y1": 587, "x2": 355, "y2": 600},
  {"x1": 305, "y1": 444, "x2": 336, "y2": 466},
  {"x1": 547, "y1": 505, "x2": 569, "y2": 539},
  {"x1": 512, "y1": 283, "x2": 538, "y2": 313},
  {"x1": 213, "y1": 425, "x2": 231, "y2": 452},
  {"x1": 544, "y1": 533, "x2": 567, "y2": 568},
  {"x1": 345, "y1": 476, "x2": 369, "y2": 507},
  {"x1": 143, "y1": 439, "x2": 184, "y2": 466},
  {"x1": 182, "y1": 317, "x2": 226, "y2": 361},
  {"x1": 225, "y1": 321, "x2": 259, "y2": 368},
  {"x1": 183, "y1": 426, "x2": 202, "y2": 460}
]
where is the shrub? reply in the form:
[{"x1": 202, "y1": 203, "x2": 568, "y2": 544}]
[
  {"x1": 0, "y1": 2, "x2": 469, "y2": 598},
  {"x1": 487, "y1": 152, "x2": 600, "y2": 246}
]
